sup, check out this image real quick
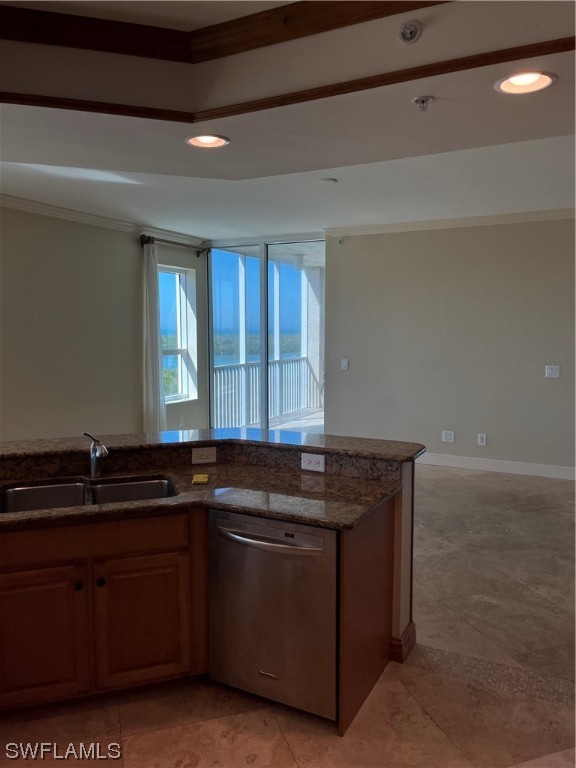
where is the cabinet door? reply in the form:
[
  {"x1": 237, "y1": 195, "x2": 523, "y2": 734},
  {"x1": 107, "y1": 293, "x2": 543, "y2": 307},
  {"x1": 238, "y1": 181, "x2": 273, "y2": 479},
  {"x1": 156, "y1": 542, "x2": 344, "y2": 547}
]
[
  {"x1": 94, "y1": 552, "x2": 190, "y2": 689},
  {"x1": 0, "y1": 565, "x2": 90, "y2": 707}
]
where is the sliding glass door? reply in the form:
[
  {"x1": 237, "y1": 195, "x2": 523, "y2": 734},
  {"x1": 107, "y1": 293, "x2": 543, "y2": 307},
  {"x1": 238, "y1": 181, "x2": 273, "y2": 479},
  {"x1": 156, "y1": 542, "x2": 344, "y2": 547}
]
[
  {"x1": 210, "y1": 241, "x2": 324, "y2": 432},
  {"x1": 210, "y1": 246, "x2": 262, "y2": 428}
]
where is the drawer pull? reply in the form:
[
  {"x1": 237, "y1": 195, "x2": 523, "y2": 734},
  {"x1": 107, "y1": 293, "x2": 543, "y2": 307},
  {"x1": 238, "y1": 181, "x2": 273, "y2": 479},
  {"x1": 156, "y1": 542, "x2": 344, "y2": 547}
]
[
  {"x1": 73, "y1": 580, "x2": 84, "y2": 591},
  {"x1": 96, "y1": 577, "x2": 106, "y2": 588}
]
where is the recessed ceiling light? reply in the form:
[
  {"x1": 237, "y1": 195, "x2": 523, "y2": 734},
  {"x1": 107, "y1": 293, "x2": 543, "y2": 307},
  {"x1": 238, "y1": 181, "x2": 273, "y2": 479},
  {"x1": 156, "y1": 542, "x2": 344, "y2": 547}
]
[
  {"x1": 186, "y1": 135, "x2": 230, "y2": 148},
  {"x1": 494, "y1": 72, "x2": 556, "y2": 94}
]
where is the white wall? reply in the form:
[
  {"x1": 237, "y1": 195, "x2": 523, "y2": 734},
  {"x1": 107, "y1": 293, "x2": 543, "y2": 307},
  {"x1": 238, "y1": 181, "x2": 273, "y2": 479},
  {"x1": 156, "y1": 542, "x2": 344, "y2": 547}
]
[
  {"x1": 325, "y1": 218, "x2": 575, "y2": 469},
  {"x1": 0, "y1": 208, "x2": 209, "y2": 440}
]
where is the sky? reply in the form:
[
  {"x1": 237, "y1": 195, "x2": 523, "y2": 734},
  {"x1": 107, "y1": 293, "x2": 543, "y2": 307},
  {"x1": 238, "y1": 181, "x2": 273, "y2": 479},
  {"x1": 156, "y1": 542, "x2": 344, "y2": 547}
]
[
  {"x1": 159, "y1": 250, "x2": 302, "y2": 338},
  {"x1": 211, "y1": 249, "x2": 302, "y2": 335}
]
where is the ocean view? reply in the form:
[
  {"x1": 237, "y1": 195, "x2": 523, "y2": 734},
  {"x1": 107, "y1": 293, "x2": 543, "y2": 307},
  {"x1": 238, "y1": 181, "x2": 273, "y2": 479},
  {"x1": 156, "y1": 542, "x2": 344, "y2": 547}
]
[{"x1": 161, "y1": 332, "x2": 302, "y2": 373}]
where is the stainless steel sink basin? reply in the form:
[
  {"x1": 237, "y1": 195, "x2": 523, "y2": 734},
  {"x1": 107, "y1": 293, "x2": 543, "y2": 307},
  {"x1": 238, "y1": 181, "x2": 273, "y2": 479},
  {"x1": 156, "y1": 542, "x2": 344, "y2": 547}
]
[
  {"x1": 2, "y1": 482, "x2": 86, "y2": 513},
  {"x1": 0, "y1": 476, "x2": 178, "y2": 513},
  {"x1": 90, "y1": 478, "x2": 177, "y2": 505}
]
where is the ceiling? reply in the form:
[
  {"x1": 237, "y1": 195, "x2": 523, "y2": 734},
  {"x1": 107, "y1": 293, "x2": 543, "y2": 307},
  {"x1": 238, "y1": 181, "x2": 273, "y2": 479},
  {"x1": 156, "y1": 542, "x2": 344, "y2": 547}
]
[
  {"x1": 0, "y1": 1, "x2": 290, "y2": 30},
  {"x1": 0, "y1": 1, "x2": 574, "y2": 241}
]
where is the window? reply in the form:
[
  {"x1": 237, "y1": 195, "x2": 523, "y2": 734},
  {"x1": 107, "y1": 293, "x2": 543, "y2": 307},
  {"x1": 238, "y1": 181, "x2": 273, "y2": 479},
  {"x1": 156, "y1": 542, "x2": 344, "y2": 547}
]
[{"x1": 158, "y1": 267, "x2": 198, "y2": 402}]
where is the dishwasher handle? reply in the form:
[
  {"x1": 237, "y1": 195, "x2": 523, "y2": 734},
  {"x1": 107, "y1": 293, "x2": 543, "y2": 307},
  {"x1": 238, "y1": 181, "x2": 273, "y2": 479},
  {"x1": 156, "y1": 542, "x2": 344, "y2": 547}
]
[{"x1": 217, "y1": 525, "x2": 324, "y2": 556}]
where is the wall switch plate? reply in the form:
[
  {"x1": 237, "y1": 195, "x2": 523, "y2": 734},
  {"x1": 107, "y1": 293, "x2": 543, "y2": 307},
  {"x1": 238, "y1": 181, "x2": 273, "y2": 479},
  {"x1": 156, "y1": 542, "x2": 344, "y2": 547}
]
[
  {"x1": 477, "y1": 433, "x2": 487, "y2": 446},
  {"x1": 301, "y1": 452, "x2": 325, "y2": 472},
  {"x1": 178, "y1": 417, "x2": 184, "y2": 428},
  {"x1": 192, "y1": 446, "x2": 217, "y2": 464},
  {"x1": 545, "y1": 365, "x2": 560, "y2": 378},
  {"x1": 441, "y1": 430, "x2": 455, "y2": 443},
  {"x1": 340, "y1": 358, "x2": 350, "y2": 371}
]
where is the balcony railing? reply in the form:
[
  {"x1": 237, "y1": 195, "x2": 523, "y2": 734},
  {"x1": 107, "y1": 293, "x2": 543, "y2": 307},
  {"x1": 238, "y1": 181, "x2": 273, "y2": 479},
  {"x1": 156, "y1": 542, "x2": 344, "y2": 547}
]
[{"x1": 213, "y1": 356, "x2": 323, "y2": 428}]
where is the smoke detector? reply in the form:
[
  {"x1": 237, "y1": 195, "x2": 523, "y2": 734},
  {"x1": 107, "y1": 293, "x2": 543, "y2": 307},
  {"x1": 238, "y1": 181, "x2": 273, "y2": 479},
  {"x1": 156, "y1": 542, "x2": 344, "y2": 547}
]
[
  {"x1": 399, "y1": 19, "x2": 422, "y2": 44},
  {"x1": 412, "y1": 96, "x2": 434, "y2": 112}
]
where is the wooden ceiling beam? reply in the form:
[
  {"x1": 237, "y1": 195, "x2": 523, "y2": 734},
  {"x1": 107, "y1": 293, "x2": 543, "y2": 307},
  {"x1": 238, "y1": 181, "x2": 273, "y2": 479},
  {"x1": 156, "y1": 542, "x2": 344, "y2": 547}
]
[
  {"x1": 0, "y1": 5, "x2": 193, "y2": 63},
  {"x1": 0, "y1": 2, "x2": 448, "y2": 64},
  {"x1": 186, "y1": 2, "x2": 449, "y2": 63},
  {"x1": 1, "y1": 36, "x2": 573, "y2": 123}
]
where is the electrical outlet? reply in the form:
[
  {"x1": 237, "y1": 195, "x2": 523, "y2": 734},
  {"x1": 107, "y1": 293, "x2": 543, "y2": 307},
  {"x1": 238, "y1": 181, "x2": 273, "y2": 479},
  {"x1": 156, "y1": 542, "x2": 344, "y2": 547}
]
[
  {"x1": 178, "y1": 417, "x2": 184, "y2": 428},
  {"x1": 441, "y1": 430, "x2": 455, "y2": 443},
  {"x1": 192, "y1": 446, "x2": 217, "y2": 464},
  {"x1": 301, "y1": 452, "x2": 325, "y2": 472},
  {"x1": 477, "y1": 433, "x2": 487, "y2": 447},
  {"x1": 545, "y1": 365, "x2": 560, "y2": 378}
]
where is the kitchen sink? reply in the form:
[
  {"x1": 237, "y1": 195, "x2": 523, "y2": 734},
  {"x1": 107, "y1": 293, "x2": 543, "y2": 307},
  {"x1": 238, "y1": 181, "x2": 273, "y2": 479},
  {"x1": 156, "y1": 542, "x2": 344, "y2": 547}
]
[
  {"x1": 89, "y1": 478, "x2": 177, "y2": 504},
  {"x1": 2, "y1": 481, "x2": 86, "y2": 513},
  {"x1": 0, "y1": 476, "x2": 178, "y2": 513}
]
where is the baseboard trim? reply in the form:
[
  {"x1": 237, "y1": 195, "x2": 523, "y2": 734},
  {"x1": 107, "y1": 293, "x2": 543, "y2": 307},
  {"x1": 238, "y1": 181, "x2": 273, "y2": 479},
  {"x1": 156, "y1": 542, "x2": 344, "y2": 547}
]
[
  {"x1": 391, "y1": 621, "x2": 416, "y2": 663},
  {"x1": 416, "y1": 452, "x2": 575, "y2": 481}
]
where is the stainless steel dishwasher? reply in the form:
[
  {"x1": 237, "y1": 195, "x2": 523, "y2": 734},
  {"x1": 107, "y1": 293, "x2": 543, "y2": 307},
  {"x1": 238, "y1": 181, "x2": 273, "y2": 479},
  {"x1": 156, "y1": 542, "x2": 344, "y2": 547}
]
[{"x1": 208, "y1": 509, "x2": 337, "y2": 720}]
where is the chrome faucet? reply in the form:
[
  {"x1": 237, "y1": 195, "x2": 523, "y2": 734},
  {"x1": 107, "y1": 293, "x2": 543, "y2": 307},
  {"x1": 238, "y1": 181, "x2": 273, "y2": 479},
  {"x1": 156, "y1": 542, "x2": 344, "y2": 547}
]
[{"x1": 83, "y1": 432, "x2": 109, "y2": 477}]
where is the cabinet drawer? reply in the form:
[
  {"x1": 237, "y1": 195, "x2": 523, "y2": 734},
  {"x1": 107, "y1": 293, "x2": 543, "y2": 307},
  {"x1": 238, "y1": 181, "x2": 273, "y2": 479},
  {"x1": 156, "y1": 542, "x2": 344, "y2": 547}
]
[{"x1": 0, "y1": 514, "x2": 189, "y2": 570}]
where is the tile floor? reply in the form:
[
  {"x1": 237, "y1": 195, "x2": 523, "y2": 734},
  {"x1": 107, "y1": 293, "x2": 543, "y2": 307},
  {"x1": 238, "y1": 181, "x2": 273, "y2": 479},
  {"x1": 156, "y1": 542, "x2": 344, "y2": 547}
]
[
  {"x1": 413, "y1": 465, "x2": 575, "y2": 679},
  {"x1": 1, "y1": 465, "x2": 573, "y2": 767}
]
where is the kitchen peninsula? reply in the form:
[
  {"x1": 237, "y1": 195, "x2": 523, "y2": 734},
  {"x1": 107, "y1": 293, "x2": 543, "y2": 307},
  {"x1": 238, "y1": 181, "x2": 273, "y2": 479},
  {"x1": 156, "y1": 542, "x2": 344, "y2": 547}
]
[{"x1": 0, "y1": 429, "x2": 424, "y2": 735}]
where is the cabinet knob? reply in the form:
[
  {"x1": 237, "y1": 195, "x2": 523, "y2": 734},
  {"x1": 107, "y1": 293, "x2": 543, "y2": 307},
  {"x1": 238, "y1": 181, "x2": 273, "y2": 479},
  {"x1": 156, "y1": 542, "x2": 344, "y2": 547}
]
[
  {"x1": 96, "y1": 577, "x2": 106, "y2": 588},
  {"x1": 74, "y1": 580, "x2": 84, "y2": 591}
]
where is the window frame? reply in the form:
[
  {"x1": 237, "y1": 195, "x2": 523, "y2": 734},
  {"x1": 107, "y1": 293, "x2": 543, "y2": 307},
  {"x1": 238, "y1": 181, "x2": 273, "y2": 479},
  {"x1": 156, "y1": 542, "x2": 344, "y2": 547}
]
[{"x1": 158, "y1": 265, "x2": 198, "y2": 404}]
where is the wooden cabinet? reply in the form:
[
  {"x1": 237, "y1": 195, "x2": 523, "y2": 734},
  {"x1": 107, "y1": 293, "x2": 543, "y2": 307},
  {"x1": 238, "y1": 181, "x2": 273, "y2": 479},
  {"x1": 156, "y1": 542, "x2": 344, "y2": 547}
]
[
  {"x1": 0, "y1": 514, "x2": 192, "y2": 709},
  {"x1": 338, "y1": 497, "x2": 395, "y2": 734},
  {"x1": 0, "y1": 565, "x2": 90, "y2": 707},
  {"x1": 94, "y1": 552, "x2": 190, "y2": 689}
]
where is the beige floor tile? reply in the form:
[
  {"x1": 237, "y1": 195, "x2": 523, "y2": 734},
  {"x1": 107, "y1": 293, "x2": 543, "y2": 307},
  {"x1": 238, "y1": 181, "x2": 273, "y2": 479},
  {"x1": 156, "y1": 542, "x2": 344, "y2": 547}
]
[
  {"x1": 413, "y1": 601, "x2": 524, "y2": 666},
  {"x1": 0, "y1": 697, "x2": 120, "y2": 748},
  {"x1": 509, "y1": 747, "x2": 576, "y2": 767},
  {"x1": 483, "y1": 546, "x2": 575, "y2": 590},
  {"x1": 377, "y1": 660, "x2": 429, "y2": 683},
  {"x1": 416, "y1": 468, "x2": 575, "y2": 514},
  {"x1": 416, "y1": 501, "x2": 574, "y2": 556},
  {"x1": 0, "y1": 698, "x2": 122, "y2": 768},
  {"x1": 413, "y1": 550, "x2": 523, "y2": 603},
  {"x1": 403, "y1": 671, "x2": 575, "y2": 768},
  {"x1": 511, "y1": 643, "x2": 576, "y2": 682},
  {"x1": 550, "y1": 508, "x2": 576, "y2": 523},
  {"x1": 122, "y1": 709, "x2": 297, "y2": 768},
  {"x1": 444, "y1": 586, "x2": 575, "y2": 656},
  {"x1": 118, "y1": 677, "x2": 266, "y2": 737},
  {"x1": 274, "y1": 678, "x2": 473, "y2": 768},
  {"x1": 413, "y1": 525, "x2": 464, "y2": 557},
  {"x1": 523, "y1": 578, "x2": 576, "y2": 616}
]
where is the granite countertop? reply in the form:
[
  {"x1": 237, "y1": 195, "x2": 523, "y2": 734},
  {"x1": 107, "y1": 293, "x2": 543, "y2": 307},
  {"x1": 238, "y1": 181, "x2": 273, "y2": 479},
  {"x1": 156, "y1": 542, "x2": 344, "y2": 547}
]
[
  {"x1": 0, "y1": 429, "x2": 424, "y2": 533},
  {"x1": 0, "y1": 428, "x2": 425, "y2": 463},
  {"x1": 0, "y1": 463, "x2": 401, "y2": 533}
]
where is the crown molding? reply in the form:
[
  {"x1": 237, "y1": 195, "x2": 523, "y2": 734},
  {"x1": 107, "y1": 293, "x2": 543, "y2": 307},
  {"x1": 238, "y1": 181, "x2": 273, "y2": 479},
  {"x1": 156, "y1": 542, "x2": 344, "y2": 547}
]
[
  {"x1": 3, "y1": 194, "x2": 572, "y2": 247},
  {"x1": 325, "y1": 209, "x2": 575, "y2": 237},
  {"x1": 0, "y1": 194, "x2": 206, "y2": 247},
  {"x1": 0, "y1": 193, "x2": 134, "y2": 232}
]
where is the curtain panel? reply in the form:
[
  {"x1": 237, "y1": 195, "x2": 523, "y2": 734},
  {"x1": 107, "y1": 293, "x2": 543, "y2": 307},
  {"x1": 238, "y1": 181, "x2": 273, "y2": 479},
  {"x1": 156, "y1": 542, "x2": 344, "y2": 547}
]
[{"x1": 143, "y1": 240, "x2": 166, "y2": 432}]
